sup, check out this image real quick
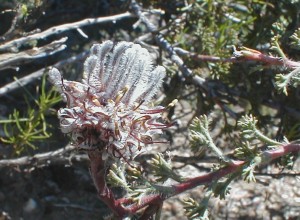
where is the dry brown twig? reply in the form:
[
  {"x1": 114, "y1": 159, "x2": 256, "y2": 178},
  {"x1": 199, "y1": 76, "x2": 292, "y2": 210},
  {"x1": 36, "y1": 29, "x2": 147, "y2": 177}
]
[
  {"x1": 0, "y1": 50, "x2": 88, "y2": 97},
  {"x1": 0, "y1": 11, "x2": 134, "y2": 96},
  {"x1": 0, "y1": 12, "x2": 133, "y2": 52},
  {"x1": 0, "y1": 37, "x2": 68, "y2": 71},
  {"x1": 0, "y1": 145, "x2": 80, "y2": 168},
  {"x1": 129, "y1": 0, "x2": 207, "y2": 88}
]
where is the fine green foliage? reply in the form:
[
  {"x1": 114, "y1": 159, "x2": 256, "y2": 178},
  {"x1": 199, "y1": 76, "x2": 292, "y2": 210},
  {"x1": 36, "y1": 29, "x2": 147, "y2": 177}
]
[
  {"x1": 241, "y1": 160, "x2": 257, "y2": 183},
  {"x1": 275, "y1": 68, "x2": 300, "y2": 95},
  {"x1": 209, "y1": 178, "x2": 232, "y2": 200},
  {"x1": 0, "y1": 74, "x2": 61, "y2": 155},
  {"x1": 180, "y1": 0, "x2": 257, "y2": 77},
  {"x1": 190, "y1": 115, "x2": 229, "y2": 162},
  {"x1": 238, "y1": 114, "x2": 282, "y2": 146},
  {"x1": 187, "y1": 112, "x2": 295, "y2": 215},
  {"x1": 234, "y1": 141, "x2": 258, "y2": 161},
  {"x1": 149, "y1": 153, "x2": 184, "y2": 183},
  {"x1": 107, "y1": 163, "x2": 132, "y2": 191},
  {"x1": 271, "y1": 31, "x2": 300, "y2": 95},
  {"x1": 290, "y1": 28, "x2": 300, "y2": 49},
  {"x1": 183, "y1": 197, "x2": 209, "y2": 220}
]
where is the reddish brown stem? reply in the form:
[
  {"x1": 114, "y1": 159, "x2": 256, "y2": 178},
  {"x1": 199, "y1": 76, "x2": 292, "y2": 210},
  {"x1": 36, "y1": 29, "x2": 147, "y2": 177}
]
[
  {"x1": 89, "y1": 143, "x2": 300, "y2": 218},
  {"x1": 173, "y1": 160, "x2": 245, "y2": 194},
  {"x1": 260, "y1": 143, "x2": 300, "y2": 164},
  {"x1": 88, "y1": 151, "x2": 127, "y2": 218},
  {"x1": 122, "y1": 194, "x2": 164, "y2": 215},
  {"x1": 180, "y1": 48, "x2": 300, "y2": 69},
  {"x1": 235, "y1": 50, "x2": 300, "y2": 68}
]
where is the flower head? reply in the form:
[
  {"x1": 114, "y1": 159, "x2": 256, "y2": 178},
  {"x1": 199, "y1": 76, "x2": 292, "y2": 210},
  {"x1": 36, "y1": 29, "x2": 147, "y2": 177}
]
[{"x1": 48, "y1": 41, "x2": 170, "y2": 161}]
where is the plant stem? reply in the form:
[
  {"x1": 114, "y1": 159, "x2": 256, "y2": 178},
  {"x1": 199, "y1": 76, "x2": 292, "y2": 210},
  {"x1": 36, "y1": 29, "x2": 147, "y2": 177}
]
[{"x1": 87, "y1": 142, "x2": 300, "y2": 217}]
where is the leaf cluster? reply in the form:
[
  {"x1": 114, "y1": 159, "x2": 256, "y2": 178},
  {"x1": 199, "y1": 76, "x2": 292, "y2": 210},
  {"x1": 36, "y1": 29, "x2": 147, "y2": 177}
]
[{"x1": 0, "y1": 74, "x2": 61, "y2": 155}]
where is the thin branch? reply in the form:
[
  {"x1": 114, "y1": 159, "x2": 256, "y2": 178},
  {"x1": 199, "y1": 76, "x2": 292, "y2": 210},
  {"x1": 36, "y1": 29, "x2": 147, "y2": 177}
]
[
  {"x1": 0, "y1": 50, "x2": 88, "y2": 97},
  {"x1": 174, "y1": 47, "x2": 237, "y2": 63},
  {"x1": 1, "y1": 6, "x2": 20, "y2": 40},
  {"x1": 175, "y1": 45, "x2": 300, "y2": 120},
  {"x1": 0, "y1": 144, "x2": 77, "y2": 168},
  {"x1": 128, "y1": 143, "x2": 299, "y2": 214},
  {"x1": 175, "y1": 45, "x2": 300, "y2": 69},
  {"x1": 0, "y1": 37, "x2": 68, "y2": 71},
  {"x1": 0, "y1": 12, "x2": 133, "y2": 52},
  {"x1": 259, "y1": 143, "x2": 300, "y2": 165},
  {"x1": 89, "y1": 141, "x2": 300, "y2": 218},
  {"x1": 129, "y1": 0, "x2": 207, "y2": 89},
  {"x1": 172, "y1": 143, "x2": 300, "y2": 195},
  {"x1": 232, "y1": 46, "x2": 300, "y2": 68},
  {"x1": 171, "y1": 162, "x2": 243, "y2": 197},
  {"x1": 255, "y1": 172, "x2": 300, "y2": 177}
]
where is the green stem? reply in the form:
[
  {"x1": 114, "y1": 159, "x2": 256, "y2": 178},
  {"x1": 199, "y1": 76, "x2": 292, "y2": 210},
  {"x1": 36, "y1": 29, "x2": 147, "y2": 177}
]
[
  {"x1": 274, "y1": 40, "x2": 286, "y2": 59},
  {"x1": 0, "y1": 118, "x2": 31, "y2": 123},
  {"x1": 205, "y1": 130, "x2": 231, "y2": 163},
  {"x1": 254, "y1": 129, "x2": 281, "y2": 146}
]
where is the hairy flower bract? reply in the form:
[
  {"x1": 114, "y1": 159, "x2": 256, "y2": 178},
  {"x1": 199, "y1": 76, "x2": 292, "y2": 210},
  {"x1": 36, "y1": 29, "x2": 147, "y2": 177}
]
[{"x1": 48, "y1": 41, "x2": 168, "y2": 161}]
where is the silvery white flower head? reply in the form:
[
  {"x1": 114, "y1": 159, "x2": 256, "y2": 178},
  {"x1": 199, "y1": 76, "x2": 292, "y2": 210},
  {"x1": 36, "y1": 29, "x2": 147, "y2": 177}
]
[{"x1": 48, "y1": 41, "x2": 170, "y2": 161}]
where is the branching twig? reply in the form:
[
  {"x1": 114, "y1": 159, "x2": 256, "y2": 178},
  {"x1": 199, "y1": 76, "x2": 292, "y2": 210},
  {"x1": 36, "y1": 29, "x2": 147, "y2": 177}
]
[
  {"x1": 175, "y1": 45, "x2": 300, "y2": 69},
  {"x1": 174, "y1": 142, "x2": 299, "y2": 194},
  {"x1": 0, "y1": 144, "x2": 77, "y2": 168},
  {"x1": 0, "y1": 12, "x2": 133, "y2": 52},
  {"x1": 1, "y1": 6, "x2": 20, "y2": 40},
  {"x1": 89, "y1": 142, "x2": 300, "y2": 218},
  {"x1": 129, "y1": 0, "x2": 207, "y2": 89},
  {"x1": 120, "y1": 143, "x2": 299, "y2": 217},
  {"x1": 174, "y1": 47, "x2": 237, "y2": 63},
  {"x1": 232, "y1": 46, "x2": 300, "y2": 68},
  {"x1": 0, "y1": 50, "x2": 88, "y2": 96},
  {"x1": 0, "y1": 37, "x2": 68, "y2": 71}
]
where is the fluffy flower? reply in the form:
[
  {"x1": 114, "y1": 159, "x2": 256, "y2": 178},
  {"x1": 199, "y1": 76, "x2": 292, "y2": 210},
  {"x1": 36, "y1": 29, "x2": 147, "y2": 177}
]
[{"x1": 48, "y1": 41, "x2": 171, "y2": 161}]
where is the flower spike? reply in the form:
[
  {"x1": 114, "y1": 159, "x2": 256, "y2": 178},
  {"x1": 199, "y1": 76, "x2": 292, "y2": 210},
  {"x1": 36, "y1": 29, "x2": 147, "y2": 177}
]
[{"x1": 49, "y1": 41, "x2": 170, "y2": 161}]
